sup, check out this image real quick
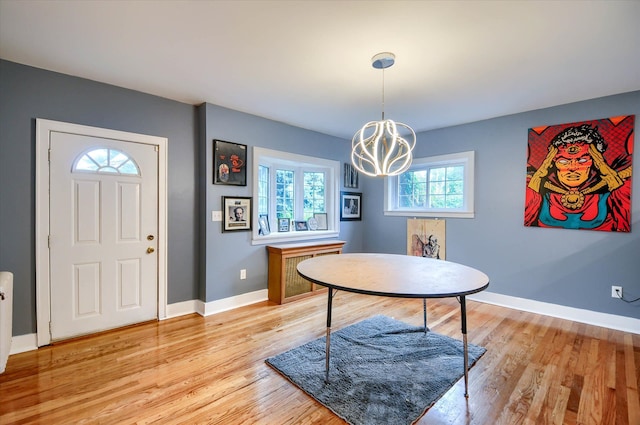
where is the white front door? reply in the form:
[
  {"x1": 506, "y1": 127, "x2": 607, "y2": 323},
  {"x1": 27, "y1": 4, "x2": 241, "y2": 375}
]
[{"x1": 48, "y1": 132, "x2": 159, "y2": 341}]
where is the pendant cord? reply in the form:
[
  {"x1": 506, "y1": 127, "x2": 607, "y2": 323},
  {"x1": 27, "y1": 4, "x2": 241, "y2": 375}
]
[{"x1": 381, "y1": 67, "x2": 386, "y2": 121}]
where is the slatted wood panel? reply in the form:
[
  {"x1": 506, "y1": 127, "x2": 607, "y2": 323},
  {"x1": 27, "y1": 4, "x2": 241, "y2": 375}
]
[
  {"x1": 284, "y1": 254, "x2": 313, "y2": 298},
  {"x1": 1, "y1": 293, "x2": 638, "y2": 424}
]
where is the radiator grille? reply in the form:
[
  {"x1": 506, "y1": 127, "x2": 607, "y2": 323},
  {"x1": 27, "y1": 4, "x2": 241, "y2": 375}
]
[{"x1": 284, "y1": 255, "x2": 313, "y2": 298}]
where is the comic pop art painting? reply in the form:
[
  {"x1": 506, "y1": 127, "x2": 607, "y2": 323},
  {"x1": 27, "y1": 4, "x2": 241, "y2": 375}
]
[{"x1": 524, "y1": 115, "x2": 634, "y2": 232}]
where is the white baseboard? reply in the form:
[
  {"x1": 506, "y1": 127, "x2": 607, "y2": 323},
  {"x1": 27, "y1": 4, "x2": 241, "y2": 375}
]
[
  {"x1": 165, "y1": 299, "x2": 201, "y2": 319},
  {"x1": 164, "y1": 289, "x2": 269, "y2": 318},
  {"x1": 9, "y1": 333, "x2": 38, "y2": 355},
  {"x1": 469, "y1": 291, "x2": 640, "y2": 334},
  {"x1": 201, "y1": 289, "x2": 268, "y2": 316},
  {"x1": 10, "y1": 289, "x2": 637, "y2": 357}
]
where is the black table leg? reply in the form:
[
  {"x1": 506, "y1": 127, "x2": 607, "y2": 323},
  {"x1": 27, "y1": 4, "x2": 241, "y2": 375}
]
[
  {"x1": 460, "y1": 295, "x2": 469, "y2": 397},
  {"x1": 423, "y1": 298, "x2": 428, "y2": 334},
  {"x1": 325, "y1": 288, "x2": 335, "y2": 382}
]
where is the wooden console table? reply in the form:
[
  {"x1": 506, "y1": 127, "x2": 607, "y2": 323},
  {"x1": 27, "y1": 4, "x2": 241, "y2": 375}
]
[{"x1": 267, "y1": 240, "x2": 345, "y2": 304}]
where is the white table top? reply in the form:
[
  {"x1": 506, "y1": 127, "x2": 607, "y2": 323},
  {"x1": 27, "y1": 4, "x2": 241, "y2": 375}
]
[{"x1": 297, "y1": 253, "x2": 489, "y2": 298}]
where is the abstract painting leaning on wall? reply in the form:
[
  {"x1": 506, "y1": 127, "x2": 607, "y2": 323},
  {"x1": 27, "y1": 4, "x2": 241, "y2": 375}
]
[{"x1": 408, "y1": 219, "x2": 446, "y2": 260}]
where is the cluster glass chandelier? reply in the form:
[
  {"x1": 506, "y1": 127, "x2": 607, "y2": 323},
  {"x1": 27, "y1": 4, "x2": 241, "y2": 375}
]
[{"x1": 351, "y1": 52, "x2": 416, "y2": 177}]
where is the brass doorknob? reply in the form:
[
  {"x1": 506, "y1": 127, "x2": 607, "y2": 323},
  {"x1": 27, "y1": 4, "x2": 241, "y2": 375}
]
[
  {"x1": 147, "y1": 235, "x2": 155, "y2": 241},
  {"x1": 147, "y1": 247, "x2": 155, "y2": 254}
]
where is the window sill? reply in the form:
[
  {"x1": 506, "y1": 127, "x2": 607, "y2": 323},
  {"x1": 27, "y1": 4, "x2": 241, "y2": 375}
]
[
  {"x1": 251, "y1": 230, "x2": 340, "y2": 246},
  {"x1": 384, "y1": 210, "x2": 475, "y2": 219}
]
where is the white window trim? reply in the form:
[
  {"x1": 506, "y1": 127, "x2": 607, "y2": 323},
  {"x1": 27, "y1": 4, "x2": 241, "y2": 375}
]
[
  {"x1": 252, "y1": 147, "x2": 340, "y2": 245},
  {"x1": 384, "y1": 151, "x2": 475, "y2": 218}
]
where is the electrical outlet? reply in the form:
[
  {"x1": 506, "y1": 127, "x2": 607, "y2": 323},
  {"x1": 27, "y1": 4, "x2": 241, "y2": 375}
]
[
  {"x1": 211, "y1": 210, "x2": 222, "y2": 222},
  {"x1": 611, "y1": 285, "x2": 622, "y2": 298},
  {"x1": 240, "y1": 269, "x2": 246, "y2": 280}
]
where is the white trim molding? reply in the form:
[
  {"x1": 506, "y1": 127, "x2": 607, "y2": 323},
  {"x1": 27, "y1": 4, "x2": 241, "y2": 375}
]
[
  {"x1": 384, "y1": 150, "x2": 475, "y2": 218},
  {"x1": 469, "y1": 291, "x2": 640, "y2": 335},
  {"x1": 163, "y1": 289, "x2": 270, "y2": 318},
  {"x1": 9, "y1": 334, "x2": 38, "y2": 355},
  {"x1": 201, "y1": 289, "x2": 268, "y2": 316},
  {"x1": 165, "y1": 300, "x2": 201, "y2": 319}
]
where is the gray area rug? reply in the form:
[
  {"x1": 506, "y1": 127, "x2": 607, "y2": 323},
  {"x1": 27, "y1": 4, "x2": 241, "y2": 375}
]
[{"x1": 266, "y1": 315, "x2": 486, "y2": 425}]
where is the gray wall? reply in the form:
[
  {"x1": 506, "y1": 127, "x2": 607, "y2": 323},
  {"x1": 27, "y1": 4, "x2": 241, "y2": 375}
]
[
  {"x1": 0, "y1": 59, "x2": 363, "y2": 336},
  {"x1": 200, "y1": 103, "x2": 363, "y2": 302},
  {"x1": 1, "y1": 58, "x2": 637, "y2": 339},
  {"x1": 362, "y1": 91, "x2": 640, "y2": 319},
  {"x1": 0, "y1": 60, "x2": 200, "y2": 335}
]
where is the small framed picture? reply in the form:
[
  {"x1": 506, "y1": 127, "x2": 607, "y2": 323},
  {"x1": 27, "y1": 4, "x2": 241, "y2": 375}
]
[
  {"x1": 278, "y1": 218, "x2": 290, "y2": 232},
  {"x1": 307, "y1": 217, "x2": 319, "y2": 231},
  {"x1": 314, "y1": 213, "x2": 328, "y2": 230},
  {"x1": 213, "y1": 139, "x2": 247, "y2": 186},
  {"x1": 222, "y1": 196, "x2": 252, "y2": 232},
  {"x1": 258, "y1": 214, "x2": 270, "y2": 235},
  {"x1": 294, "y1": 220, "x2": 309, "y2": 231},
  {"x1": 340, "y1": 191, "x2": 362, "y2": 221},
  {"x1": 344, "y1": 163, "x2": 359, "y2": 188}
]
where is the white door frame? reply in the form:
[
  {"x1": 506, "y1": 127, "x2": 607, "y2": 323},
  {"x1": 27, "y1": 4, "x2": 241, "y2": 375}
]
[{"x1": 35, "y1": 119, "x2": 168, "y2": 347}]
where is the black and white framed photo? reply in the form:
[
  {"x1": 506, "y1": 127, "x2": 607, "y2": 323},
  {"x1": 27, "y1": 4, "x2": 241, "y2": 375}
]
[
  {"x1": 314, "y1": 213, "x2": 328, "y2": 230},
  {"x1": 278, "y1": 218, "x2": 290, "y2": 232},
  {"x1": 258, "y1": 214, "x2": 270, "y2": 235},
  {"x1": 213, "y1": 139, "x2": 247, "y2": 186},
  {"x1": 344, "y1": 163, "x2": 359, "y2": 188},
  {"x1": 340, "y1": 191, "x2": 362, "y2": 221},
  {"x1": 222, "y1": 196, "x2": 252, "y2": 232}
]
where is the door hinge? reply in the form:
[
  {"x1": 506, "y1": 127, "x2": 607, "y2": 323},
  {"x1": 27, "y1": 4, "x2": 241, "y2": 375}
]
[
  {"x1": 48, "y1": 235, "x2": 51, "y2": 248},
  {"x1": 48, "y1": 148, "x2": 51, "y2": 162},
  {"x1": 49, "y1": 322, "x2": 52, "y2": 335},
  {"x1": 154, "y1": 146, "x2": 159, "y2": 152}
]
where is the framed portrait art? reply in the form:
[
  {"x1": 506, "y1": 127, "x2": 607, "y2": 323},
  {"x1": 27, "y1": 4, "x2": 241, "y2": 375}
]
[
  {"x1": 213, "y1": 139, "x2": 247, "y2": 186},
  {"x1": 222, "y1": 196, "x2": 252, "y2": 232},
  {"x1": 340, "y1": 191, "x2": 362, "y2": 221}
]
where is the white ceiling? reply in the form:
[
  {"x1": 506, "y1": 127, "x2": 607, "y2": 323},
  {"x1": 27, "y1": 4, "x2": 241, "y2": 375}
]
[{"x1": 1, "y1": 0, "x2": 639, "y2": 139}]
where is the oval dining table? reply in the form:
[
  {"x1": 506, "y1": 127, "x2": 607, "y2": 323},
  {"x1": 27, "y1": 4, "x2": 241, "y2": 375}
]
[{"x1": 297, "y1": 252, "x2": 490, "y2": 397}]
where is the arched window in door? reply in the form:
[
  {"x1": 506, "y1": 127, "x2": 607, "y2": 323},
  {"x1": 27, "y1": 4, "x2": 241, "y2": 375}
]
[{"x1": 73, "y1": 148, "x2": 140, "y2": 175}]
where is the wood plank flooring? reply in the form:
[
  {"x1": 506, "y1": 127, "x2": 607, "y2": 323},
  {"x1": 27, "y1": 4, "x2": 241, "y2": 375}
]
[{"x1": 1, "y1": 292, "x2": 638, "y2": 424}]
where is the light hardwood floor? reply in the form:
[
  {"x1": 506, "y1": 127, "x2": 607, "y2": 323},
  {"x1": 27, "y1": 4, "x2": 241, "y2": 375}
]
[{"x1": 1, "y1": 292, "x2": 638, "y2": 424}]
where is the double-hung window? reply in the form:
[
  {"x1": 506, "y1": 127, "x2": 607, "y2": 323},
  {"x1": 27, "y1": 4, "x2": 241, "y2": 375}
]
[
  {"x1": 253, "y1": 147, "x2": 339, "y2": 244},
  {"x1": 384, "y1": 151, "x2": 475, "y2": 218}
]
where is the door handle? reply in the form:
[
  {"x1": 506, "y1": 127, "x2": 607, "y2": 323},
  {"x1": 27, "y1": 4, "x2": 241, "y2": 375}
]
[
  {"x1": 147, "y1": 247, "x2": 155, "y2": 254},
  {"x1": 147, "y1": 235, "x2": 154, "y2": 241}
]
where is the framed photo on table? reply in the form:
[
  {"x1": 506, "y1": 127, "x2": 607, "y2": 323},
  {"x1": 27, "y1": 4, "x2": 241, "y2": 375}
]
[
  {"x1": 294, "y1": 220, "x2": 309, "y2": 231},
  {"x1": 314, "y1": 213, "x2": 328, "y2": 230},
  {"x1": 340, "y1": 191, "x2": 362, "y2": 221},
  {"x1": 278, "y1": 218, "x2": 290, "y2": 232},
  {"x1": 258, "y1": 214, "x2": 270, "y2": 235},
  {"x1": 222, "y1": 196, "x2": 252, "y2": 232},
  {"x1": 213, "y1": 139, "x2": 247, "y2": 186}
]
